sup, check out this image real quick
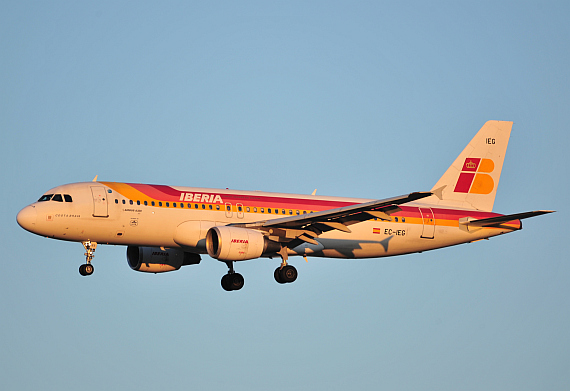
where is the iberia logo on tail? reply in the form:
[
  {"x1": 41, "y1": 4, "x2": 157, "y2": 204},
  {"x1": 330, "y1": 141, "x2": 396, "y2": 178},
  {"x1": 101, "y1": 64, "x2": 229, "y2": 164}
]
[{"x1": 454, "y1": 158, "x2": 495, "y2": 194}]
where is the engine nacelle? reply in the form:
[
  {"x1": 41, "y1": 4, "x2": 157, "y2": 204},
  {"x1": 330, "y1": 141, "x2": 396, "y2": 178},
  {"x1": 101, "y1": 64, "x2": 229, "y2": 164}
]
[
  {"x1": 206, "y1": 226, "x2": 272, "y2": 261},
  {"x1": 127, "y1": 246, "x2": 201, "y2": 273}
]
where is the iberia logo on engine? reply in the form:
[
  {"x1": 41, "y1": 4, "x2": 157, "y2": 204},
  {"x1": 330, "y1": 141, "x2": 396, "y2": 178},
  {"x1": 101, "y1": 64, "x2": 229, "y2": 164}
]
[{"x1": 231, "y1": 239, "x2": 249, "y2": 244}]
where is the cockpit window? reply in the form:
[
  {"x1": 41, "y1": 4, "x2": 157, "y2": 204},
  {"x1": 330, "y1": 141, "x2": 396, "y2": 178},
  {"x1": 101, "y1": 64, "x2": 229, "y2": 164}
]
[
  {"x1": 38, "y1": 194, "x2": 54, "y2": 202},
  {"x1": 52, "y1": 194, "x2": 63, "y2": 202},
  {"x1": 64, "y1": 194, "x2": 73, "y2": 202}
]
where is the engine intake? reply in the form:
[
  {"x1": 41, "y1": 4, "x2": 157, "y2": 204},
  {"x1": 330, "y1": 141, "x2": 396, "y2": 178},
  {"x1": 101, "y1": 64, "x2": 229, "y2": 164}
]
[
  {"x1": 206, "y1": 226, "x2": 277, "y2": 261},
  {"x1": 127, "y1": 246, "x2": 201, "y2": 273}
]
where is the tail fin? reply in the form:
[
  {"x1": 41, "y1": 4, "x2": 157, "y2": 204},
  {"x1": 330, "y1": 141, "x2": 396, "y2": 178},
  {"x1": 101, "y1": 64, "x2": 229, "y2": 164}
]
[{"x1": 429, "y1": 120, "x2": 513, "y2": 211}]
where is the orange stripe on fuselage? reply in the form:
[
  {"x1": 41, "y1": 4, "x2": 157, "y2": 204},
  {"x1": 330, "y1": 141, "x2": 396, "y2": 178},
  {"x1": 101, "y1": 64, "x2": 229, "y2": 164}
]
[{"x1": 99, "y1": 182, "x2": 521, "y2": 229}]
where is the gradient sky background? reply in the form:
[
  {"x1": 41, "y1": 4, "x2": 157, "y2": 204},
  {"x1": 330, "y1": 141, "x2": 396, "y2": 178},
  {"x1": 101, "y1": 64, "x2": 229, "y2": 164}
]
[{"x1": 1, "y1": 1, "x2": 569, "y2": 390}]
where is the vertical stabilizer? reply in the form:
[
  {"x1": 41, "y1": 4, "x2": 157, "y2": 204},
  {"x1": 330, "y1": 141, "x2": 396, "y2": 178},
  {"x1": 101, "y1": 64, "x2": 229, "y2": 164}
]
[{"x1": 428, "y1": 120, "x2": 513, "y2": 211}]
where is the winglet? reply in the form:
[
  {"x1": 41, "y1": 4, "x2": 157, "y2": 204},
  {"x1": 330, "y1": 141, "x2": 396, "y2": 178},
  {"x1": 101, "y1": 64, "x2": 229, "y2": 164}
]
[
  {"x1": 311, "y1": 189, "x2": 317, "y2": 196},
  {"x1": 92, "y1": 175, "x2": 98, "y2": 182}
]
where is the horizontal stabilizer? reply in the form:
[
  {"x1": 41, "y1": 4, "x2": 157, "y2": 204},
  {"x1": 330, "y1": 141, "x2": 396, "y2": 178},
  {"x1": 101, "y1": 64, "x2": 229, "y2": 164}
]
[{"x1": 461, "y1": 210, "x2": 554, "y2": 228}]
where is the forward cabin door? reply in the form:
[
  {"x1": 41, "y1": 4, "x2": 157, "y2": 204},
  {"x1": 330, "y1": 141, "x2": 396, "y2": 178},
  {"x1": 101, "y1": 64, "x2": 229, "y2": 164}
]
[
  {"x1": 419, "y1": 207, "x2": 435, "y2": 239},
  {"x1": 91, "y1": 186, "x2": 109, "y2": 217}
]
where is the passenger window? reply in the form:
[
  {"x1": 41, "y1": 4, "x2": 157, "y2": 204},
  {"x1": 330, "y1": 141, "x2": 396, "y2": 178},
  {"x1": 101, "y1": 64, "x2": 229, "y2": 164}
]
[
  {"x1": 122, "y1": 200, "x2": 126, "y2": 204},
  {"x1": 52, "y1": 194, "x2": 63, "y2": 202},
  {"x1": 159, "y1": 202, "x2": 162, "y2": 207},
  {"x1": 289, "y1": 210, "x2": 292, "y2": 215},
  {"x1": 180, "y1": 203, "x2": 184, "y2": 208},
  {"x1": 402, "y1": 217, "x2": 406, "y2": 222},
  {"x1": 38, "y1": 194, "x2": 53, "y2": 202},
  {"x1": 254, "y1": 207, "x2": 257, "y2": 212},
  {"x1": 130, "y1": 200, "x2": 133, "y2": 205},
  {"x1": 216, "y1": 205, "x2": 220, "y2": 210},
  {"x1": 188, "y1": 203, "x2": 191, "y2": 208},
  {"x1": 303, "y1": 211, "x2": 306, "y2": 214},
  {"x1": 152, "y1": 201, "x2": 155, "y2": 206},
  {"x1": 268, "y1": 209, "x2": 272, "y2": 213},
  {"x1": 115, "y1": 199, "x2": 118, "y2": 204},
  {"x1": 282, "y1": 209, "x2": 286, "y2": 214},
  {"x1": 238, "y1": 206, "x2": 243, "y2": 212},
  {"x1": 195, "y1": 204, "x2": 199, "y2": 209},
  {"x1": 209, "y1": 205, "x2": 213, "y2": 210},
  {"x1": 226, "y1": 205, "x2": 231, "y2": 211},
  {"x1": 144, "y1": 201, "x2": 148, "y2": 206},
  {"x1": 395, "y1": 217, "x2": 399, "y2": 222},
  {"x1": 64, "y1": 194, "x2": 73, "y2": 202},
  {"x1": 166, "y1": 202, "x2": 170, "y2": 207},
  {"x1": 137, "y1": 200, "x2": 141, "y2": 205},
  {"x1": 296, "y1": 210, "x2": 300, "y2": 215},
  {"x1": 246, "y1": 207, "x2": 250, "y2": 212},
  {"x1": 173, "y1": 203, "x2": 177, "y2": 208},
  {"x1": 261, "y1": 208, "x2": 264, "y2": 213}
]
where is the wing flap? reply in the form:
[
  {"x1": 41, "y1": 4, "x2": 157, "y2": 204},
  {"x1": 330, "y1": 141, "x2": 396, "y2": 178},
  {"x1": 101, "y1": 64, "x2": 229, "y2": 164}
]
[{"x1": 232, "y1": 191, "x2": 432, "y2": 240}]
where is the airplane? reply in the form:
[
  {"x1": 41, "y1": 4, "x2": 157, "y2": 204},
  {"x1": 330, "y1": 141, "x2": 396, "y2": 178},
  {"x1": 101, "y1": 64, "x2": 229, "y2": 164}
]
[{"x1": 16, "y1": 121, "x2": 553, "y2": 291}]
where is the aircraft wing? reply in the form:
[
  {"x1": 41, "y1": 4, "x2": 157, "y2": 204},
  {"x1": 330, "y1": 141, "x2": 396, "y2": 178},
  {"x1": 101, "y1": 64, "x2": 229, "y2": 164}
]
[
  {"x1": 460, "y1": 210, "x2": 554, "y2": 228},
  {"x1": 232, "y1": 191, "x2": 433, "y2": 245}
]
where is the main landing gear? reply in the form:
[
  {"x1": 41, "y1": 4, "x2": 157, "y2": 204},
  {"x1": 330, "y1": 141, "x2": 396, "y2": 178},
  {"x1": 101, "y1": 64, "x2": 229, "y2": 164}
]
[
  {"x1": 274, "y1": 246, "x2": 297, "y2": 284},
  {"x1": 79, "y1": 241, "x2": 97, "y2": 276},
  {"x1": 221, "y1": 261, "x2": 244, "y2": 291},
  {"x1": 219, "y1": 247, "x2": 298, "y2": 291},
  {"x1": 274, "y1": 265, "x2": 298, "y2": 284}
]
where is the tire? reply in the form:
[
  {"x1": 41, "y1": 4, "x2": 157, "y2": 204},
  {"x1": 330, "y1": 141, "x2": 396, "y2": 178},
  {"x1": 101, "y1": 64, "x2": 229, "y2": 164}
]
[
  {"x1": 221, "y1": 274, "x2": 233, "y2": 291},
  {"x1": 274, "y1": 267, "x2": 285, "y2": 284},
  {"x1": 280, "y1": 265, "x2": 297, "y2": 283},
  {"x1": 79, "y1": 264, "x2": 86, "y2": 276},
  {"x1": 229, "y1": 273, "x2": 244, "y2": 291},
  {"x1": 84, "y1": 264, "x2": 94, "y2": 275}
]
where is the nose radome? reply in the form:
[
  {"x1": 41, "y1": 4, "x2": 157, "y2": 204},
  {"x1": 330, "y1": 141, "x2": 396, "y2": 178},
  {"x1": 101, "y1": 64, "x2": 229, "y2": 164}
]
[{"x1": 17, "y1": 206, "x2": 37, "y2": 232}]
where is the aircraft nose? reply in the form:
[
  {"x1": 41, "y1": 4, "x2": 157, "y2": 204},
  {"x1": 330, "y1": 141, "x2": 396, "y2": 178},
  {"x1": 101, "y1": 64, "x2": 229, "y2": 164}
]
[{"x1": 17, "y1": 205, "x2": 37, "y2": 232}]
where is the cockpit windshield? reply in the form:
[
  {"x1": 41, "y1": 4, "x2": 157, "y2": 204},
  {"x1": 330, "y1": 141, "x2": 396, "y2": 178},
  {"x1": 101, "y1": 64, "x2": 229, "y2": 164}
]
[{"x1": 37, "y1": 194, "x2": 73, "y2": 202}]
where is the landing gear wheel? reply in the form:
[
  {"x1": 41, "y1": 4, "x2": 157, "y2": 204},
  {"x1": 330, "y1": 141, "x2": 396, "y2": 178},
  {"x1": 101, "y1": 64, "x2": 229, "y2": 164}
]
[
  {"x1": 274, "y1": 265, "x2": 297, "y2": 284},
  {"x1": 221, "y1": 273, "x2": 244, "y2": 291},
  {"x1": 79, "y1": 264, "x2": 94, "y2": 276},
  {"x1": 280, "y1": 265, "x2": 297, "y2": 283},
  {"x1": 274, "y1": 267, "x2": 285, "y2": 284},
  {"x1": 221, "y1": 274, "x2": 232, "y2": 291}
]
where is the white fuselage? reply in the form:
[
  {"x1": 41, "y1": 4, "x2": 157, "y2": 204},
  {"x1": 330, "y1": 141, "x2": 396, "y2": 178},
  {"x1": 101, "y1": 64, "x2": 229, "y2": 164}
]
[{"x1": 17, "y1": 181, "x2": 518, "y2": 261}]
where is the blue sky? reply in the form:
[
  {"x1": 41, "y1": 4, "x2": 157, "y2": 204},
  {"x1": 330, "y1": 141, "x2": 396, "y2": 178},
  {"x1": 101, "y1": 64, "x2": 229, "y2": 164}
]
[{"x1": 1, "y1": 1, "x2": 568, "y2": 390}]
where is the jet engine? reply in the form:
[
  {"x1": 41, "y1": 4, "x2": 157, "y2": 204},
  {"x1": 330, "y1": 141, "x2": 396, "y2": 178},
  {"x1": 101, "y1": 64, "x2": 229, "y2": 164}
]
[
  {"x1": 127, "y1": 246, "x2": 201, "y2": 273},
  {"x1": 206, "y1": 226, "x2": 278, "y2": 261}
]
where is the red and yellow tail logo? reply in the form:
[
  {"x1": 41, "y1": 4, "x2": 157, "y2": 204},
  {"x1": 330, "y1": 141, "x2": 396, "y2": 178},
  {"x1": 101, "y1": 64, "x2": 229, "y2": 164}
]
[{"x1": 454, "y1": 158, "x2": 495, "y2": 194}]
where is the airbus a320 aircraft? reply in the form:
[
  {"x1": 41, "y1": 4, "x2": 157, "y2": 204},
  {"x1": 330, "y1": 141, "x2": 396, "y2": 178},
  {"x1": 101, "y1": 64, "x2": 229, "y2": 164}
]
[{"x1": 17, "y1": 121, "x2": 553, "y2": 291}]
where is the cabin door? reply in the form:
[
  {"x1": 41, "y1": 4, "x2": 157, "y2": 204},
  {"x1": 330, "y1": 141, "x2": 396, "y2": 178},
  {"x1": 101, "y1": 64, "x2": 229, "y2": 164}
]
[{"x1": 91, "y1": 186, "x2": 108, "y2": 217}]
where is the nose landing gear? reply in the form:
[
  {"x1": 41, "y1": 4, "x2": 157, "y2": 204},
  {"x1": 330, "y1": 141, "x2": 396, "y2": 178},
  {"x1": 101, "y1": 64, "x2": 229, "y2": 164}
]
[{"x1": 79, "y1": 241, "x2": 97, "y2": 276}]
